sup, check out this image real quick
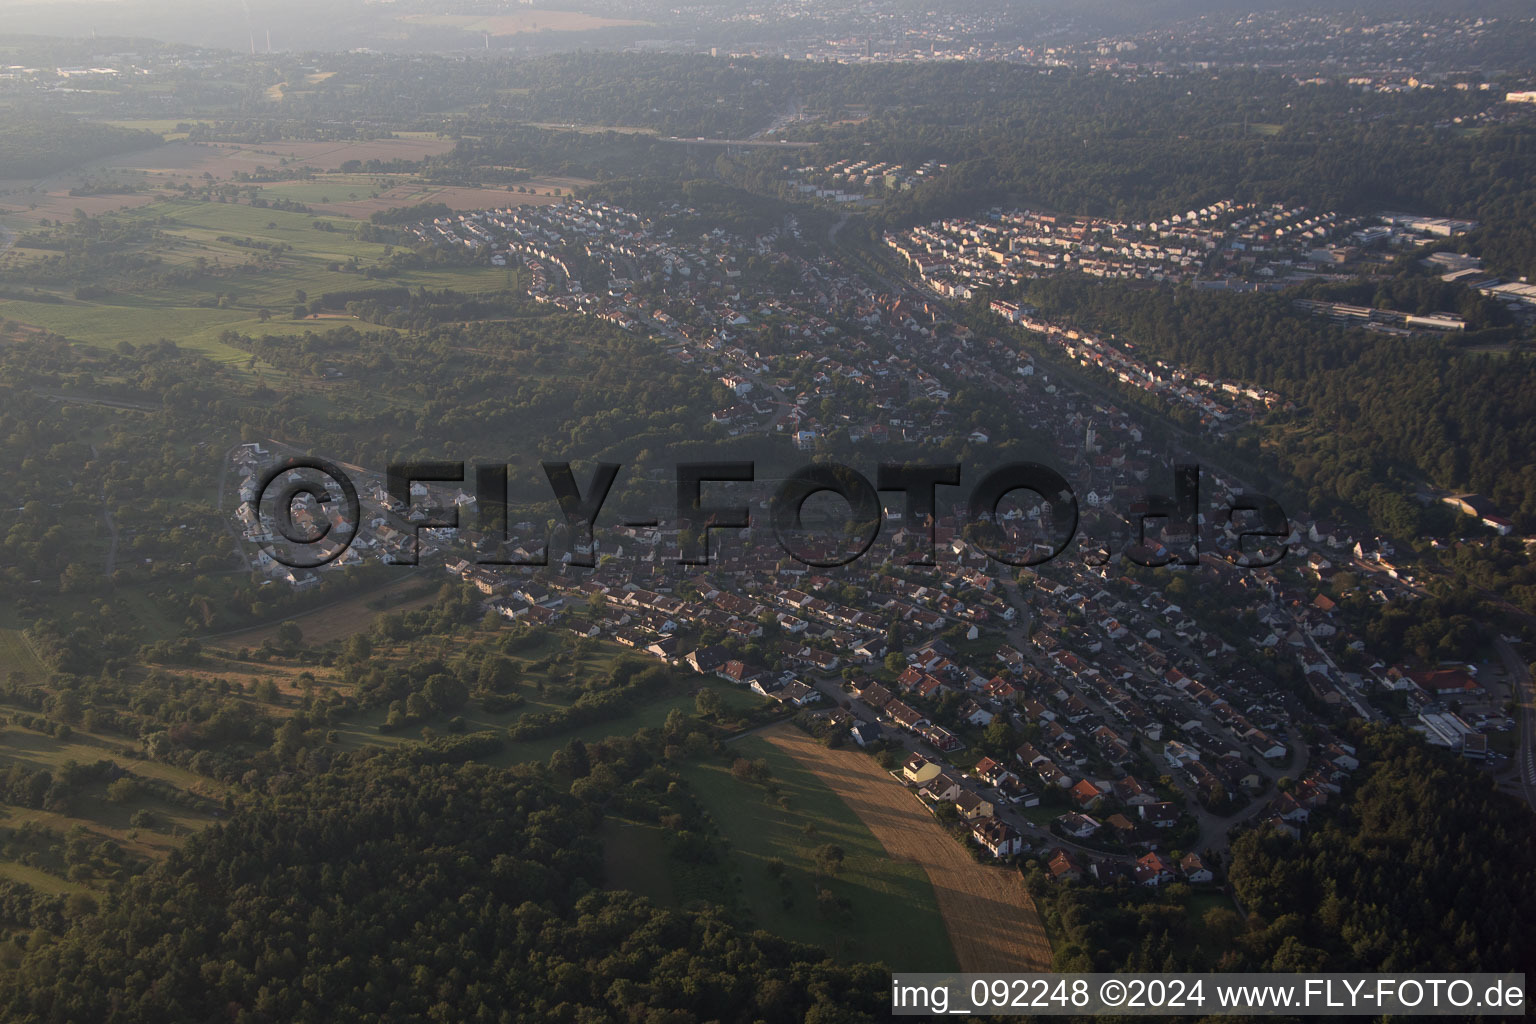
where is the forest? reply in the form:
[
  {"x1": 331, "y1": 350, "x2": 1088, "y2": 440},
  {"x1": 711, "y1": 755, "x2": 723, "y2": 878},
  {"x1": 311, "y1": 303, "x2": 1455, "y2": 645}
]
[
  {"x1": 1012, "y1": 276, "x2": 1536, "y2": 535},
  {"x1": 0, "y1": 114, "x2": 160, "y2": 180},
  {"x1": 0, "y1": 743, "x2": 888, "y2": 1022},
  {"x1": 14, "y1": 49, "x2": 1534, "y2": 274},
  {"x1": 0, "y1": 300, "x2": 736, "y2": 654}
]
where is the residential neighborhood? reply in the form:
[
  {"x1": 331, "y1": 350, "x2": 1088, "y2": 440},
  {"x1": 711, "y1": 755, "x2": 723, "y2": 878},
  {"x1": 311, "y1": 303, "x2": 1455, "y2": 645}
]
[{"x1": 232, "y1": 188, "x2": 1525, "y2": 890}]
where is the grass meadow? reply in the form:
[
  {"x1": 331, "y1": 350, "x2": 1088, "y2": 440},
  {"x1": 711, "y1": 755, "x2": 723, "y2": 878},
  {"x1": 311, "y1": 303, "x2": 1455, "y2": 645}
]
[{"x1": 680, "y1": 734, "x2": 959, "y2": 970}]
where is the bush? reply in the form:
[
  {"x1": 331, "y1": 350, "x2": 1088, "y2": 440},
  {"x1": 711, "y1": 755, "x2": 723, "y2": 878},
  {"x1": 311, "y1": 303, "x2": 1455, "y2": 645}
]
[{"x1": 480, "y1": 692, "x2": 525, "y2": 714}]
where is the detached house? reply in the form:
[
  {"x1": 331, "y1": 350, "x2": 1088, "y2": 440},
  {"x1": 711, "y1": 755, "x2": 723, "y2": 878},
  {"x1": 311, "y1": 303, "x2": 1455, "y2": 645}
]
[
  {"x1": 972, "y1": 756, "x2": 1015, "y2": 787},
  {"x1": 922, "y1": 772, "x2": 964, "y2": 803},
  {"x1": 1138, "y1": 802, "x2": 1180, "y2": 829},
  {"x1": 850, "y1": 720, "x2": 882, "y2": 747},
  {"x1": 970, "y1": 816, "x2": 1024, "y2": 859},
  {"x1": 1180, "y1": 853, "x2": 1213, "y2": 883},
  {"x1": 1058, "y1": 813, "x2": 1101, "y2": 839},
  {"x1": 1135, "y1": 852, "x2": 1177, "y2": 886},
  {"x1": 775, "y1": 680, "x2": 822, "y2": 707},
  {"x1": 1048, "y1": 849, "x2": 1086, "y2": 882},
  {"x1": 1070, "y1": 779, "x2": 1104, "y2": 810},
  {"x1": 955, "y1": 790, "x2": 994, "y2": 821},
  {"x1": 685, "y1": 645, "x2": 731, "y2": 675},
  {"x1": 903, "y1": 754, "x2": 942, "y2": 786}
]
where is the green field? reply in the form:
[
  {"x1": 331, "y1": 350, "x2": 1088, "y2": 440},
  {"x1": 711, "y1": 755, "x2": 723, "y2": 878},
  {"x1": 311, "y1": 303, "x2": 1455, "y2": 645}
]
[
  {"x1": 601, "y1": 817, "x2": 679, "y2": 905},
  {"x1": 326, "y1": 630, "x2": 772, "y2": 765},
  {"x1": 0, "y1": 717, "x2": 226, "y2": 893},
  {"x1": 1, "y1": 196, "x2": 522, "y2": 364},
  {"x1": 336, "y1": 676, "x2": 769, "y2": 767},
  {"x1": 0, "y1": 630, "x2": 44, "y2": 678},
  {"x1": 681, "y1": 735, "x2": 959, "y2": 970},
  {"x1": 487, "y1": 680, "x2": 763, "y2": 766},
  {"x1": 0, "y1": 860, "x2": 91, "y2": 896},
  {"x1": 0, "y1": 298, "x2": 254, "y2": 362},
  {"x1": 0, "y1": 723, "x2": 213, "y2": 794},
  {"x1": 256, "y1": 178, "x2": 388, "y2": 204}
]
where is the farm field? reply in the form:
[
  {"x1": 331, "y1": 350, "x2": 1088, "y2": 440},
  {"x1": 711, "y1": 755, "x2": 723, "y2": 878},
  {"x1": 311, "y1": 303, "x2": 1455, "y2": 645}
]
[
  {"x1": 0, "y1": 188, "x2": 161, "y2": 223},
  {"x1": 487, "y1": 680, "x2": 765, "y2": 765},
  {"x1": 0, "y1": 195, "x2": 524, "y2": 361},
  {"x1": 762, "y1": 724, "x2": 1053, "y2": 972},
  {"x1": 1, "y1": 137, "x2": 457, "y2": 192},
  {"x1": 0, "y1": 725, "x2": 215, "y2": 796},
  {"x1": 335, "y1": 676, "x2": 766, "y2": 767},
  {"x1": 98, "y1": 119, "x2": 218, "y2": 139},
  {"x1": 0, "y1": 298, "x2": 255, "y2": 363},
  {"x1": 281, "y1": 616, "x2": 772, "y2": 763},
  {"x1": 0, "y1": 137, "x2": 588, "y2": 228},
  {"x1": 682, "y1": 733, "x2": 958, "y2": 970}
]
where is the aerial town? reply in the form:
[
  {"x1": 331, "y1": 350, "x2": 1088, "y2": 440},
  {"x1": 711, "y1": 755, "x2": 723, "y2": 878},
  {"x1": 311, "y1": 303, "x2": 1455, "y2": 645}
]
[
  {"x1": 236, "y1": 193, "x2": 1520, "y2": 885},
  {"x1": 0, "y1": 0, "x2": 1531, "y2": 1011}
]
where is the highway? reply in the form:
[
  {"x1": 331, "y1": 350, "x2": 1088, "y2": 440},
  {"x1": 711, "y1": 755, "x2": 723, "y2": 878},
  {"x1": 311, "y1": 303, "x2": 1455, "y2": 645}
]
[{"x1": 660, "y1": 135, "x2": 814, "y2": 149}]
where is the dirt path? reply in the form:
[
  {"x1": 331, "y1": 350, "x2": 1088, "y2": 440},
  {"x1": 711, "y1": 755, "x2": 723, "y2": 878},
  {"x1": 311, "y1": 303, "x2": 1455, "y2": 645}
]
[{"x1": 762, "y1": 724, "x2": 1053, "y2": 972}]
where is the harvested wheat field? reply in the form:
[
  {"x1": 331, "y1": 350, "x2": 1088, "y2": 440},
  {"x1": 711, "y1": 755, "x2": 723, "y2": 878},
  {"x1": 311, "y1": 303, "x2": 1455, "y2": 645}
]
[{"x1": 762, "y1": 724, "x2": 1053, "y2": 972}]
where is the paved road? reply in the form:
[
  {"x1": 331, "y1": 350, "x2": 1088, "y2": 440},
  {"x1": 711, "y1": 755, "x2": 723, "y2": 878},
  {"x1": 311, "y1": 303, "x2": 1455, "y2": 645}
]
[
  {"x1": 1494, "y1": 635, "x2": 1536, "y2": 812},
  {"x1": 748, "y1": 96, "x2": 804, "y2": 141},
  {"x1": 661, "y1": 136, "x2": 814, "y2": 149}
]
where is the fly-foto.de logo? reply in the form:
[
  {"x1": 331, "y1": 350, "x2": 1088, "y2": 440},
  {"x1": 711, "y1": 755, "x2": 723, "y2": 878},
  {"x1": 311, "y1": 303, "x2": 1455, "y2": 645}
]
[{"x1": 249, "y1": 458, "x2": 1289, "y2": 572}]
